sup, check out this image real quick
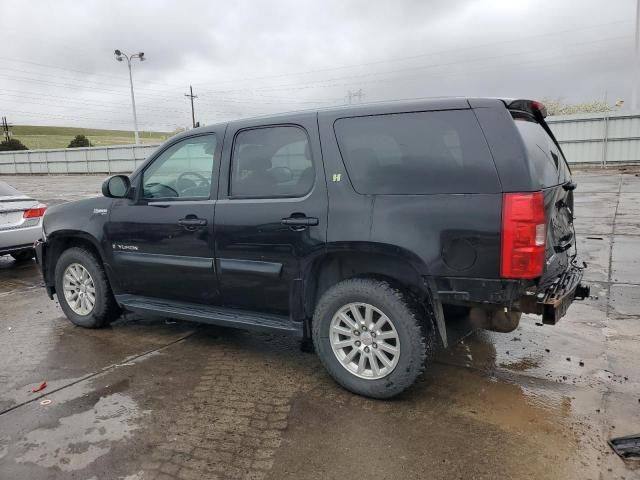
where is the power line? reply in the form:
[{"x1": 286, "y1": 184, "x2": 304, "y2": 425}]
[
  {"x1": 0, "y1": 89, "x2": 266, "y2": 118},
  {"x1": 0, "y1": 25, "x2": 633, "y2": 131},
  {"x1": 0, "y1": 93, "x2": 197, "y2": 117},
  {"x1": 3, "y1": 48, "x2": 631, "y2": 131},
  {"x1": 0, "y1": 34, "x2": 629, "y2": 107},
  {"x1": 6, "y1": 109, "x2": 175, "y2": 129},
  {"x1": 0, "y1": 19, "x2": 630, "y2": 95},
  {"x1": 0, "y1": 20, "x2": 631, "y2": 99},
  {"x1": 187, "y1": 19, "x2": 634, "y2": 89},
  {"x1": 4, "y1": 45, "x2": 630, "y2": 111},
  {"x1": 0, "y1": 68, "x2": 341, "y2": 106},
  {"x1": 198, "y1": 35, "x2": 633, "y2": 95}
]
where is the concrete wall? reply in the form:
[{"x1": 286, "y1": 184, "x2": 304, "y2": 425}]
[
  {"x1": 547, "y1": 111, "x2": 640, "y2": 165},
  {"x1": 1, "y1": 111, "x2": 639, "y2": 175},
  {"x1": 0, "y1": 144, "x2": 160, "y2": 175}
]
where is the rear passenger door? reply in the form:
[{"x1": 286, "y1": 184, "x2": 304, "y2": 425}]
[{"x1": 215, "y1": 113, "x2": 327, "y2": 315}]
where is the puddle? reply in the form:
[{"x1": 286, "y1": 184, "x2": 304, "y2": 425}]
[
  {"x1": 500, "y1": 356, "x2": 541, "y2": 371},
  {"x1": 274, "y1": 364, "x2": 587, "y2": 480},
  {"x1": 16, "y1": 393, "x2": 147, "y2": 472}
]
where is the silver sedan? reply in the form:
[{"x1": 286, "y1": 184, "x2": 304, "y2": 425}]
[{"x1": 0, "y1": 181, "x2": 46, "y2": 261}]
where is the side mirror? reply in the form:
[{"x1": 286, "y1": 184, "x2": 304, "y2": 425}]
[{"x1": 102, "y1": 175, "x2": 131, "y2": 198}]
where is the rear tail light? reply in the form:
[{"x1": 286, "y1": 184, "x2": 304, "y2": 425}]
[
  {"x1": 500, "y1": 192, "x2": 545, "y2": 279},
  {"x1": 23, "y1": 204, "x2": 47, "y2": 219}
]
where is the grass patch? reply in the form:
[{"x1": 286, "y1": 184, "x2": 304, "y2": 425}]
[{"x1": 10, "y1": 125, "x2": 173, "y2": 150}]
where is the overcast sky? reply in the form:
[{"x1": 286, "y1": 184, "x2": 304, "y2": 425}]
[{"x1": 0, "y1": 0, "x2": 637, "y2": 132}]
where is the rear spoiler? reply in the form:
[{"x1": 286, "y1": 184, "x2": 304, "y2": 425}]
[
  {"x1": 505, "y1": 99, "x2": 569, "y2": 172},
  {"x1": 506, "y1": 99, "x2": 548, "y2": 118}
]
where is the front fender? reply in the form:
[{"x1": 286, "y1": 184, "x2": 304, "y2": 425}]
[{"x1": 41, "y1": 196, "x2": 117, "y2": 292}]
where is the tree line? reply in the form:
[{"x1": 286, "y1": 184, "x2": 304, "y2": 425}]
[{"x1": 0, "y1": 134, "x2": 93, "y2": 151}]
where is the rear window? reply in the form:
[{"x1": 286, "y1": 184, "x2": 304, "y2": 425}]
[
  {"x1": 334, "y1": 110, "x2": 500, "y2": 195},
  {"x1": 0, "y1": 181, "x2": 21, "y2": 196},
  {"x1": 513, "y1": 116, "x2": 569, "y2": 187}
]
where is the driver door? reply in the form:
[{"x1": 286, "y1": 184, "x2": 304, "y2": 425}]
[{"x1": 106, "y1": 133, "x2": 221, "y2": 304}]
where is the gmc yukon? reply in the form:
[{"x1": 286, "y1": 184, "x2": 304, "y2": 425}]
[{"x1": 36, "y1": 98, "x2": 589, "y2": 398}]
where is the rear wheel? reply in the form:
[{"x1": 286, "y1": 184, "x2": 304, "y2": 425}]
[
  {"x1": 54, "y1": 247, "x2": 120, "y2": 328},
  {"x1": 11, "y1": 249, "x2": 35, "y2": 262},
  {"x1": 312, "y1": 278, "x2": 435, "y2": 399}
]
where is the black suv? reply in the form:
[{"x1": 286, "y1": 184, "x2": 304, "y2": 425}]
[{"x1": 36, "y1": 98, "x2": 589, "y2": 399}]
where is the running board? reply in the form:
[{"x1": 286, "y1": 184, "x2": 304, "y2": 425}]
[{"x1": 116, "y1": 294, "x2": 302, "y2": 336}]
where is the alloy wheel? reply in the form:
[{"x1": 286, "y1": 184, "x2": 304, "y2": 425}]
[
  {"x1": 62, "y1": 263, "x2": 96, "y2": 316},
  {"x1": 329, "y1": 302, "x2": 400, "y2": 380}
]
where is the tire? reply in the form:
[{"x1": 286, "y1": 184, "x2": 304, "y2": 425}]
[
  {"x1": 312, "y1": 278, "x2": 436, "y2": 399},
  {"x1": 54, "y1": 247, "x2": 121, "y2": 328},
  {"x1": 11, "y1": 249, "x2": 35, "y2": 262}
]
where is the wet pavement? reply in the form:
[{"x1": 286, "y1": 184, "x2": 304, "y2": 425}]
[{"x1": 1, "y1": 170, "x2": 640, "y2": 479}]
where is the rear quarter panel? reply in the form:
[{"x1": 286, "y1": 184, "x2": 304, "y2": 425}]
[
  {"x1": 370, "y1": 194, "x2": 502, "y2": 278},
  {"x1": 318, "y1": 101, "x2": 503, "y2": 280}
]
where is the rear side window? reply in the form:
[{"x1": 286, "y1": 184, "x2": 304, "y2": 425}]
[
  {"x1": 230, "y1": 126, "x2": 314, "y2": 198},
  {"x1": 334, "y1": 110, "x2": 500, "y2": 194},
  {"x1": 513, "y1": 117, "x2": 567, "y2": 187}
]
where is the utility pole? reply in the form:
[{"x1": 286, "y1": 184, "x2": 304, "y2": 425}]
[
  {"x1": 633, "y1": 0, "x2": 640, "y2": 111},
  {"x1": 346, "y1": 89, "x2": 364, "y2": 104},
  {"x1": 184, "y1": 85, "x2": 198, "y2": 128},
  {"x1": 1, "y1": 116, "x2": 11, "y2": 142},
  {"x1": 114, "y1": 50, "x2": 145, "y2": 144}
]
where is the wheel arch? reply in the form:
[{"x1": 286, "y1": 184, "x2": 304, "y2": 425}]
[
  {"x1": 302, "y1": 243, "x2": 444, "y2": 343},
  {"x1": 45, "y1": 231, "x2": 116, "y2": 294}
]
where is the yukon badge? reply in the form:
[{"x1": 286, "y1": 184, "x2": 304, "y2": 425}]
[
  {"x1": 112, "y1": 244, "x2": 139, "y2": 251},
  {"x1": 93, "y1": 208, "x2": 108, "y2": 215}
]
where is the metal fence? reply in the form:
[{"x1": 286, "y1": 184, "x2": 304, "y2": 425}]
[
  {"x1": 1, "y1": 111, "x2": 639, "y2": 175},
  {"x1": 0, "y1": 143, "x2": 160, "y2": 175},
  {"x1": 547, "y1": 111, "x2": 640, "y2": 166}
]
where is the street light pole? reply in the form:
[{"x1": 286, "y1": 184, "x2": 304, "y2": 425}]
[
  {"x1": 114, "y1": 50, "x2": 145, "y2": 144},
  {"x1": 633, "y1": 0, "x2": 640, "y2": 111},
  {"x1": 126, "y1": 59, "x2": 140, "y2": 144}
]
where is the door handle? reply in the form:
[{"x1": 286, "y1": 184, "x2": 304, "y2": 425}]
[
  {"x1": 178, "y1": 217, "x2": 207, "y2": 227},
  {"x1": 563, "y1": 181, "x2": 577, "y2": 191},
  {"x1": 281, "y1": 216, "x2": 319, "y2": 227}
]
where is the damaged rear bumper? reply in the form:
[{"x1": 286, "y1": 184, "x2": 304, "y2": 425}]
[{"x1": 522, "y1": 267, "x2": 590, "y2": 324}]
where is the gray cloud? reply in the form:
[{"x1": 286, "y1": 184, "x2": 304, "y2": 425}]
[{"x1": 0, "y1": 0, "x2": 635, "y2": 131}]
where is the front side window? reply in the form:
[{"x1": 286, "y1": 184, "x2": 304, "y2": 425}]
[
  {"x1": 143, "y1": 134, "x2": 216, "y2": 199},
  {"x1": 230, "y1": 126, "x2": 314, "y2": 197}
]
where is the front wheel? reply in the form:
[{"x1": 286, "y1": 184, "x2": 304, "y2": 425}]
[
  {"x1": 312, "y1": 278, "x2": 435, "y2": 399},
  {"x1": 54, "y1": 247, "x2": 120, "y2": 328}
]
